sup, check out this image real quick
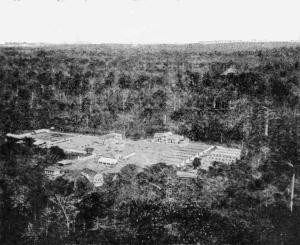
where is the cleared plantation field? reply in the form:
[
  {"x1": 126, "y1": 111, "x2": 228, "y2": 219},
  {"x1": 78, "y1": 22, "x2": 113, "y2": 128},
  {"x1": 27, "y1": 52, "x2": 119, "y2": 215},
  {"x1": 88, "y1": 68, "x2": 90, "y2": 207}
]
[
  {"x1": 122, "y1": 140, "x2": 211, "y2": 167},
  {"x1": 62, "y1": 139, "x2": 212, "y2": 173},
  {"x1": 11, "y1": 130, "x2": 214, "y2": 173},
  {"x1": 63, "y1": 156, "x2": 130, "y2": 175},
  {"x1": 55, "y1": 135, "x2": 106, "y2": 154},
  {"x1": 31, "y1": 132, "x2": 74, "y2": 142},
  {"x1": 38, "y1": 134, "x2": 213, "y2": 174}
]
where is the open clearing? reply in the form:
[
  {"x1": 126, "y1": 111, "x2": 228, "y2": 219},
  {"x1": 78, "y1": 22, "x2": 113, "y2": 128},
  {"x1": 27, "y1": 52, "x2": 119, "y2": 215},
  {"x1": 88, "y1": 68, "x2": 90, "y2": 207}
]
[
  {"x1": 61, "y1": 138, "x2": 212, "y2": 173},
  {"x1": 8, "y1": 130, "x2": 239, "y2": 175}
]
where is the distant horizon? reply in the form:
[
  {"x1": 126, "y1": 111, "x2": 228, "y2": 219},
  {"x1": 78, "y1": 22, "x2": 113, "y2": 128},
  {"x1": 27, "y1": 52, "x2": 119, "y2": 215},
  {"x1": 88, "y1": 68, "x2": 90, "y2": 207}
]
[
  {"x1": 1, "y1": 40, "x2": 300, "y2": 46},
  {"x1": 1, "y1": 0, "x2": 299, "y2": 44}
]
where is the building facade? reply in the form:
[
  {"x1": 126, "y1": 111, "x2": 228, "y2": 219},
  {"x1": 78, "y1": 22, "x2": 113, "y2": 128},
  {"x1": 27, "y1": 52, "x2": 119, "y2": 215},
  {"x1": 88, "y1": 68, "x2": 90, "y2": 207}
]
[
  {"x1": 200, "y1": 146, "x2": 241, "y2": 169},
  {"x1": 153, "y1": 132, "x2": 185, "y2": 144},
  {"x1": 98, "y1": 157, "x2": 118, "y2": 165},
  {"x1": 45, "y1": 166, "x2": 62, "y2": 178}
]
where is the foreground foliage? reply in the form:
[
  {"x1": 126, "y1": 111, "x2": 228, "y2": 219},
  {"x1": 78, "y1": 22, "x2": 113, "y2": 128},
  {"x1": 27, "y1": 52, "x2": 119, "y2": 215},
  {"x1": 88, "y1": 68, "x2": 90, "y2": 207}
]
[{"x1": 0, "y1": 138, "x2": 299, "y2": 244}]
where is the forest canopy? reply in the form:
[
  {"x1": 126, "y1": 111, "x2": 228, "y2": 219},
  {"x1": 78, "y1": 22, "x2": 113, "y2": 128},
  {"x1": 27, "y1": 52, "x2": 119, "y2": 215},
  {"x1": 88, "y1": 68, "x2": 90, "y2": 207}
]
[{"x1": 0, "y1": 44, "x2": 299, "y2": 244}]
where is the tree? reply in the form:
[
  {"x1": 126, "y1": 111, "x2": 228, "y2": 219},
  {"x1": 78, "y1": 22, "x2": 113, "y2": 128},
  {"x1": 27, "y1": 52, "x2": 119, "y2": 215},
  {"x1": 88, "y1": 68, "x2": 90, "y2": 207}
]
[
  {"x1": 118, "y1": 72, "x2": 132, "y2": 89},
  {"x1": 192, "y1": 157, "x2": 201, "y2": 169},
  {"x1": 49, "y1": 146, "x2": 65, "y2": 160}
]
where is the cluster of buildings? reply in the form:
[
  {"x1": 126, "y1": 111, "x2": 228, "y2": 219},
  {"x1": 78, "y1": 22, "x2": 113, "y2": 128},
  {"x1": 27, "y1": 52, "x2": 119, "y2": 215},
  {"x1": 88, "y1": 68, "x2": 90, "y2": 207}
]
[
  {"x1": 6, "y1": 129, "x2": 122, "y2": 186},
  {"x1": 6, "y1": 129, "x2": 242, "y2": 184},
  {"x1": 45, "y1": 166, "x2": 105, "y2": 187},
  {"x1": 44, "y1": 158, "x2": 119, "y2": 186}
]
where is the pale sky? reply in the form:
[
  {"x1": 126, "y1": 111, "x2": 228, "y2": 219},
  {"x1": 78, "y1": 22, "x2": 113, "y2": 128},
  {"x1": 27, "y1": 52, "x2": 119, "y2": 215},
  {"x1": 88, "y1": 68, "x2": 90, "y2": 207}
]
[{"x1": 0, "y1": 0, "x2": 299, "y2": 44}]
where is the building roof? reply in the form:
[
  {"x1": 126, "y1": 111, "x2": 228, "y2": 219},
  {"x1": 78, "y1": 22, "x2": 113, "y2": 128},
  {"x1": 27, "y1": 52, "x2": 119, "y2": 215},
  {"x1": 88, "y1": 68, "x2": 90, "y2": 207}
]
[
  {"x1": 154, "y1": 131, "x2": 173, "y2": 137},
  {"x1": 94, "y1": 173, "x2": 103, "y2": 179},
  {"x1": 34, "y1": 129, "x2": 51, "y2": 134},
  {"x1": 98, "y1": 157, "x2": 118, "y2": 165},
  {"x1": 176, "y1": 170, "x2": 197, "y2": 178},
  {"x1": 33, "y1": 139, "x2": 46, "y2": 145},
  {"x1": 58, "y1": 159, "x2": 73, "y2": 165},
  {"x1": 81, "y1": 168, "x2": 98, "y2": 177},
  {"x1": 200, "y1": 146, "x2": 241, "y2": 167},
  {"x1": 6, "y1": 132, "x2": 31, "y2": 139},
  {"x1": 213, "y1": 146, "x2": 241, "y2": 157},
  {"x1": 45, "y1": 166, "x2": 60, "y2": 172},
  {"x1": 93, "y1": 173, "x2": 104, "y2": 187},
  {"x1": 222, "y1": 67, "x2": 238, "y2": 76}
]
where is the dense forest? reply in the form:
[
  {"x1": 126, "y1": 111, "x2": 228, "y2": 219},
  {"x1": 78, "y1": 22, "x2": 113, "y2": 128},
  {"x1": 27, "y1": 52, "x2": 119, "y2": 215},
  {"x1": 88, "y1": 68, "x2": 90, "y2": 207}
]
[
  {"x1": 0, "y1": 44, "x2": 299, "y2": 141},
  {"x1": 0, "y1": 44, "x2": 299, "y2": 244}
]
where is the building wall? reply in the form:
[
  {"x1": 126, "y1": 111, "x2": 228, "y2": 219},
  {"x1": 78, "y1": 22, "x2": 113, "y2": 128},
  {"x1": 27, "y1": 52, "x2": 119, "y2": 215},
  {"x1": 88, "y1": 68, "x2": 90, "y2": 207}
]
[
  {"x1": 153, "y1": 133, "x2": 184, "y2": 144},
  {"x1": 93, "y1": 174, "x2": 104, "y2": 187}
]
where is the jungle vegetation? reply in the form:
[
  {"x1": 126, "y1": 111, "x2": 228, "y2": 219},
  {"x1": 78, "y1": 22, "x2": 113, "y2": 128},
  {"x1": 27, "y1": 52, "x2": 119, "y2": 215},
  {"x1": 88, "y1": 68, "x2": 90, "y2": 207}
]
[{"x1": 0, "y1": 43, "x2": 299, "y2": 244}]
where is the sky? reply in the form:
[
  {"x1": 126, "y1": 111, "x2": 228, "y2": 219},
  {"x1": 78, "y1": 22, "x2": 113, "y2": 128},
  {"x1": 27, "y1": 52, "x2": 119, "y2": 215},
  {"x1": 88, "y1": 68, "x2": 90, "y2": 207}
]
[{"x1": 0, "y1": 0, "x2": 299, "y2": 44}]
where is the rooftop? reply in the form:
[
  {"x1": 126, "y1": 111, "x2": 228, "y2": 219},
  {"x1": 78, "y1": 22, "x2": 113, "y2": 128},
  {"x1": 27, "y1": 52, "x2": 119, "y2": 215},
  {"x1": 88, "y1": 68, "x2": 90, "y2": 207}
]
[
  {"x1": 176, "y1": 170, "x2": 197, "y2": 178},
  {"x1": 45, "y1": 166, "x2": 60, "y2": 172},
  {"x1": 222, "y1": 67, "x2": 239, "y2": 76},
  {"x1": 154, "y1": 131, "x2": 173, "y2": 137},
  {"x1": 81, "y1": 168, "x2": 98, "y2": 177},
  {"x1": 98, "y1": 157, "x2": 118, "y2": 165}
]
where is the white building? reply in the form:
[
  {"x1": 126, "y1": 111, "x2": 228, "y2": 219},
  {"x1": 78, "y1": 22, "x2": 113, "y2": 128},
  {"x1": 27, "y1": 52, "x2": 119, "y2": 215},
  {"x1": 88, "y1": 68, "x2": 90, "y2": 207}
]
[
  {"x1": 167, "y1": 134, "x2": 185, "y2": 144},
  {"x1": 34, "y1": 129, "x2": 51, "y2": 134},
  {"x1": 153, "y1": 132, "x2": 185, "y2": 144},
  {"x1": 93, "y1": 173, "x2": 104, "y2": 187},
  {"x1": 98, "y1": 157, "x2": 118, "y2": 165},
  {"x1": 64, "y1": 149, "x2": 87, "y2": 155},
  {"x1": 6, "y1": 132, "x2": 32, "y2": 140},
  {"x1": 200, "y1": 146, "x2": 241, "y2": 169},
  {"x1": 45, "y1": 166, "x2": 62, "y2": 178},
  {"x1": 153, "y1": 132, "x2": 172, "y2": 143},
  {"x1": 80, "y1": 169, "x2": 104, "y2": 187}
]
